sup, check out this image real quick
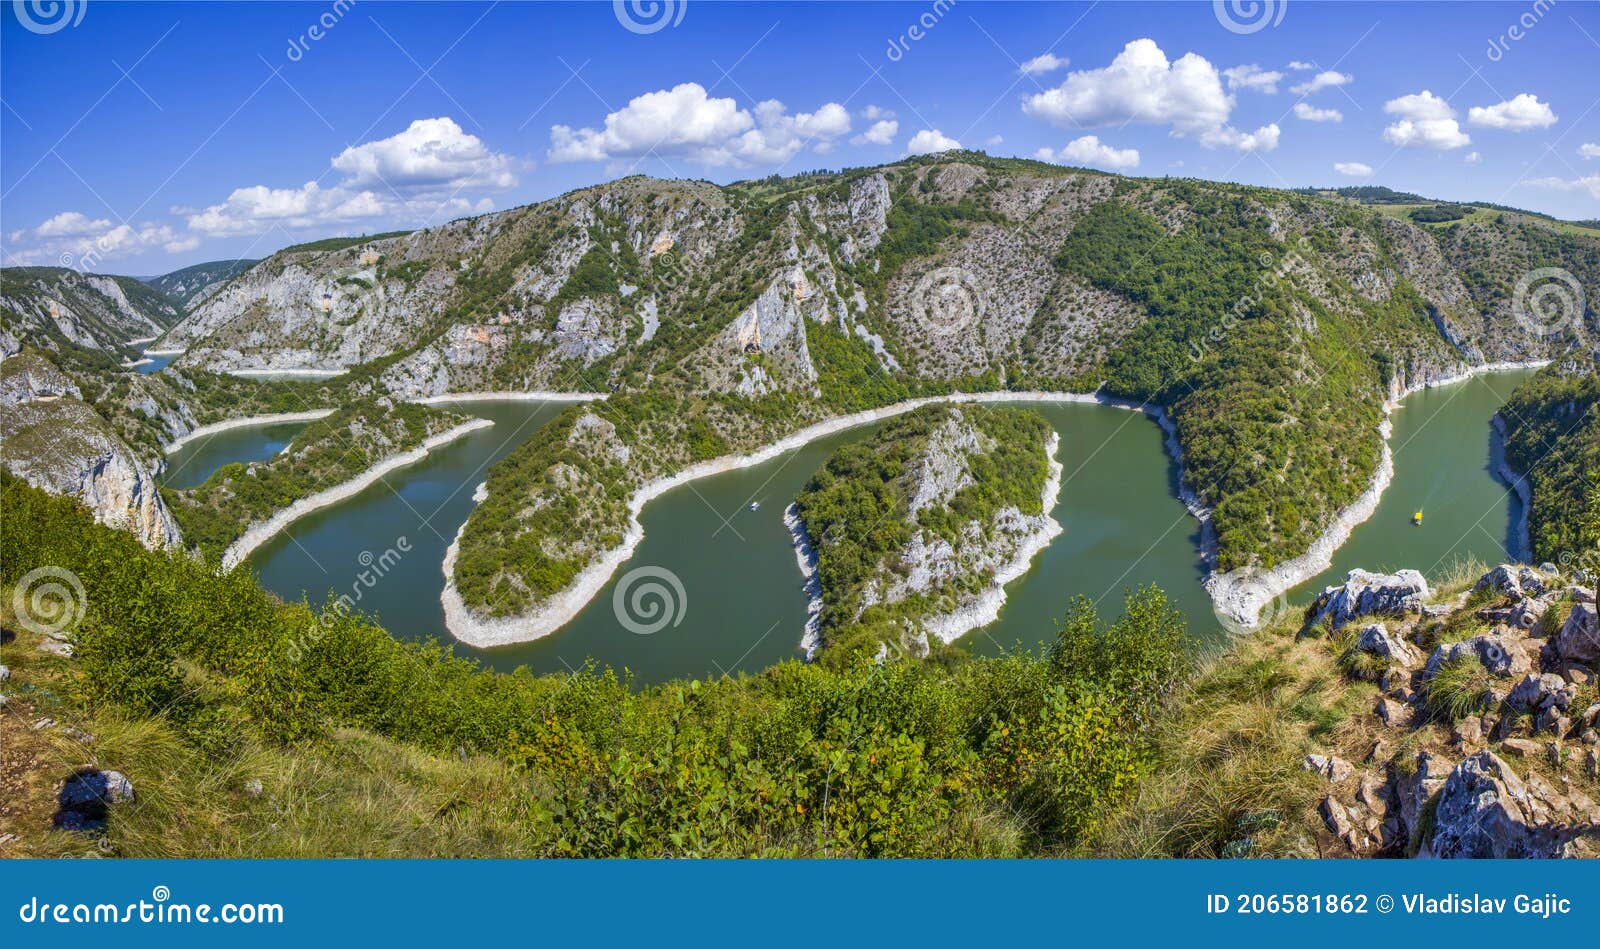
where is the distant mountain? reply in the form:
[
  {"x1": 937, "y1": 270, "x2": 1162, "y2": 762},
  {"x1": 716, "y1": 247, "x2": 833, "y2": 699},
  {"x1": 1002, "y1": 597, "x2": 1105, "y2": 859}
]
[
  {"x1": 0, "y1": 266, "x2": 182, "y2": 359},
  {"x1": 144, "y1": 259, "x2": 258, "y2": 308}
]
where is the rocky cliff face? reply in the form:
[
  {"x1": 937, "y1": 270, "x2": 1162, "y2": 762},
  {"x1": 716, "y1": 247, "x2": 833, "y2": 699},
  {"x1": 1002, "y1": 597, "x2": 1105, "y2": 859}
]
[
  {"x1": 0, "y1": 267, "x2": 180, "y2": 356},
  {"x1": 0, "y1": 353, "x2": 181, "y2": 550}
]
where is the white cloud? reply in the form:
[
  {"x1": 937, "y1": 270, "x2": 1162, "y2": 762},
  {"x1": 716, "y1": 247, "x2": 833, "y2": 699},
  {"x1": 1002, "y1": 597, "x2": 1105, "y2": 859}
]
[
  {"x1": 1293, "y1": 102, "x2": 1342, "y2": 123},
  {"x1": 1464, "y1": 151, "x2": 1482, "y2": 165},
  {"x1": 1580, "y1": 143, "x2": 1600, "y2": 159},
  {"x1": 331, "y1": 117, "x2": 518, "y2": 192},
  {"x1": 1223, "y1": 64, "x2": 1283, "y2": 94},
  {"x1": 851, "y1": 119, "x2": 899, "y2": 146},
  {"x1": 187, "y1": 181, "x2": 392, "y2": 237},
  {"x1": 1199, "y1": 123, "x2": 1281, "y2": 152},
  {"x1": 1287, "y1": 60, "x2": 1316, "y2": 71},
  {"x1": 1382, "y1": 90, "x2": 1470, "y2": 150},
  {"x1": 1289, "y1": 70, "x2": 1351, "y2": 96},
  {"x1": 1020, "y1": 52, "x2": 1069, "y2": 75},
  {"x1": 1467, "y1": 93, "x2": 1557, "y2": 131},
  {"x1": 906, "y1": 129, "x2": 962, "y2": 156},
  {"x1": 794, "y1": 102, "x2": 852, "y2": 139},
  {"x1": 548, "y1": 82, "x2": 850, "y2": 166},
  {"x1": 1524, "y1": 174, "x2": 1600, "y2": 200},
  {"x1": 985, "y1": 134, "x2": 1004, "y2": 147},
  {"x1": 6, "y1": 212, "x2": 194, "y2": 264},
  {"x1": 1021, "y1": 39, "x2": 1278, "y2": 152},
  {"x1": 1040, "y1": 135, "x2": 1141, "y2": 170},
  {"x1": 34, "y1": 211, "x2": 115, "y2": 239},
  {"x1": 860, "y1": 105, "x2": 895, "y2": 121},
  {"x1": 1334, "y1": 161, "x2": 1373, "y2": 177},
  {"x1": 187, "y1": 117, "x2": 513, "y2": 238}
]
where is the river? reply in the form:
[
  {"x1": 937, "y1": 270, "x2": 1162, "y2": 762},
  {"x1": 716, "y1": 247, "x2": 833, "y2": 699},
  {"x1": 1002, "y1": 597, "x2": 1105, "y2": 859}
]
[{"x1": 217, "y1": 371, "x2": 1533, "y2": 685}]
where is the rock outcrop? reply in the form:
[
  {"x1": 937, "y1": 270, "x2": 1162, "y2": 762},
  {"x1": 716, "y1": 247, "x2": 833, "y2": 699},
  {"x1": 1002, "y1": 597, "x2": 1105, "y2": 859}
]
[
  {"x1": 0, "y1": 390, "x2": 181, "y2": 550},
  {"x1": 1307, "y1": 569, "x2": 1430, "y2": 629},
  {"x1": 1307, "y1": 564, "x2": 1600, "y2": 859}
]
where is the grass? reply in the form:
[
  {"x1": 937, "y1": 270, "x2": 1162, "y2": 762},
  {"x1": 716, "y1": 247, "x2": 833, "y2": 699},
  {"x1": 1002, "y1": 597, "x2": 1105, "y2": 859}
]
[
  {"x1": 0, "y1": 608, "x2": 541, "y2": 858},
  {"x1": 1421, "y1": 654, "x2": 1493, "y2": 723},
  {"x1": 1090, "y1": 614, "x2": 1349, "y2": 858}
]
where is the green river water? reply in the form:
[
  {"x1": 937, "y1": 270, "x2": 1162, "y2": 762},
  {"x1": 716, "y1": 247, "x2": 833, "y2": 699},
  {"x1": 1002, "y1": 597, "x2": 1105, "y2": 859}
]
[{"x1": 168, "y1": 371, "x2": 1534, "y2": 685}]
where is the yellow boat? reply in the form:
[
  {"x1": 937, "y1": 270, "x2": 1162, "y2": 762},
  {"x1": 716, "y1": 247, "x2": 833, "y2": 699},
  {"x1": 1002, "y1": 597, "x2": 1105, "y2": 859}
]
[{"x1": 1413, "y1": 511, "x2": 1424, "y2": 526}]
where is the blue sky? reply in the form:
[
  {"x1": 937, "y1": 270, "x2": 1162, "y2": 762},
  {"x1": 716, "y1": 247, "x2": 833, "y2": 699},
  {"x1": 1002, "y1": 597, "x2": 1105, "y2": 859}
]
[{"x1": 4, "y1": 0, "x2": 1599, "y2": 275}]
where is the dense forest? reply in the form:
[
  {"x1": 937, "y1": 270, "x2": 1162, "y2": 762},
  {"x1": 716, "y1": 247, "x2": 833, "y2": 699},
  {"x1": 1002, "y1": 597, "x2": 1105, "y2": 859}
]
[{"x1": 1499, "y1": 358, "x2": 1600, "y2": 569}]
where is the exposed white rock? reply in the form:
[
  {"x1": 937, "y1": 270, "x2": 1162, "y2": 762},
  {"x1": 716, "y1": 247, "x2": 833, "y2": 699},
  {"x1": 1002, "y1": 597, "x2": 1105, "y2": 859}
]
[{"x1": 1308, "y1": 569, "x2": 1430, "y2": 629}]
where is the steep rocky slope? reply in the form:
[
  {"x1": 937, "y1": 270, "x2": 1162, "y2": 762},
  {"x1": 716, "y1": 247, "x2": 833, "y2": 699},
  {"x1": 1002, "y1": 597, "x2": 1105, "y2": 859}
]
[
  {"x1": 0, "y1": 351, "x2": 180, "y2": 550},
  {"x1": 0, "y1": 267, "x2": 181, "y2": 357},
  {"x1": 1099, "y1": 563, "x2": 1599, "y2": 858}
]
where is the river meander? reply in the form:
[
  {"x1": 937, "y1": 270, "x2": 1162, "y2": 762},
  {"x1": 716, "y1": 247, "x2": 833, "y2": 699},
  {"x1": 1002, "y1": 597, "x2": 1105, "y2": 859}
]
[{"x1": 201, "y1": 371, "x2": 1534, "y2": 685}]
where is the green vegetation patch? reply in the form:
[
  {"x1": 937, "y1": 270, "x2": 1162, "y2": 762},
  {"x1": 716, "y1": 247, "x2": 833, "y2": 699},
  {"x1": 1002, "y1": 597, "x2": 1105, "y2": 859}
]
[
  {"x1": 163, "y1": 398, "x2": 468, "y2": 559},
  {"x1": 795, "y1": 404, "x2": 1052, "y2": 658}
]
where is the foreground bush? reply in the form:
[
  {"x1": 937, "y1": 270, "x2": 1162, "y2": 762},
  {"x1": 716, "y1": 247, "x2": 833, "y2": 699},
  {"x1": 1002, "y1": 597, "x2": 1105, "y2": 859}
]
[{"x1": 2, "y1": 475, "x2": 1188, "y2": 856}]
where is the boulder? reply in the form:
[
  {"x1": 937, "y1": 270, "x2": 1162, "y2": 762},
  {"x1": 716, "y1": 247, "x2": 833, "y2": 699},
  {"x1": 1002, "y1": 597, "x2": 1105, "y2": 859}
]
[
  {"x1": 1375, "y1": 696, "x2": 1414, "y2": 728},
  {"x1": 1423, "y1": 632, "x2": 1530, "y2": 680},
  {"x1": 52, "y1": 769, "x2": 134, "y2": 832},
  {"x1": 1474, "y1": 564, "x2": 1523, "y2": 598},
  {"x1": 0, "y1": 664, "x2": 8, "y2": 683},
  {"x1": 1555, "y1": 603, "x2": 1599, "y2": 663},
  {"x1": 1429, "y1": 752, "x2": 1586, "y2": 858},
  {"x1": 1509, "y1": 597, "x2": 1550, "y2": 631},
  {"x1": 1355, "y1": 622, "x2": 1422, "y2": 667},
  {"x1": 1397, "y1": 751, "x2": 1448, "y2": 850},
  {"x1": 1517, "y1": 567, "x2": 1549, "y2": 597},
  {"x1": 1302, "y1": 754, "x2": 1355, "y2": 784},
  {"x1": 1309, "y1": 569, "x2": 1430, "y2": 629},
  {"x1": 1507, "y1": 673, "x2": 1576, "y2": 712}
]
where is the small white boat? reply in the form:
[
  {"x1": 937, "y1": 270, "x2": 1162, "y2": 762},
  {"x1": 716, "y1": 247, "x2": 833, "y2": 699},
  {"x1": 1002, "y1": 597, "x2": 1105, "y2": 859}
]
[{"x1": 749, "y1": 501, "x2": 760, "y2": 511}]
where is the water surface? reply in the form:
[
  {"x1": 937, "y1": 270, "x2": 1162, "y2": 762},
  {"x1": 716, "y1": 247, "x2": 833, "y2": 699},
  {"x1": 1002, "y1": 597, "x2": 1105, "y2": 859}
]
[{"x1": 230, "y1": 376, "x2": 1532, "y2": 685}]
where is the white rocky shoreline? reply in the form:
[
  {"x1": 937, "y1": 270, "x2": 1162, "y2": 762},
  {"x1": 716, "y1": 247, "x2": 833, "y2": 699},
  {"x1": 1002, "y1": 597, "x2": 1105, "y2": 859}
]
[
  {"x1": 164, "y1": 410, "x2": 337, "y2": 454},
  {"x1": 441, "y1": 361, "x2": 1550, "y2": 650},
  {"x1": 442, "y1": 391, "x2": 1147, "y2": 649},
  {"x1": 410, "y1": 390, "x2": 608, "y2": 405},
  {"x1": 220, "y1": 419, "x2": 494, "y2": 570},
  {"x1": 786, "y1": 432, "x2": 1064, "y2": 659},
  {"x1": 1207, "y1": 360, "x2": 1551, "y2": 631}
]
